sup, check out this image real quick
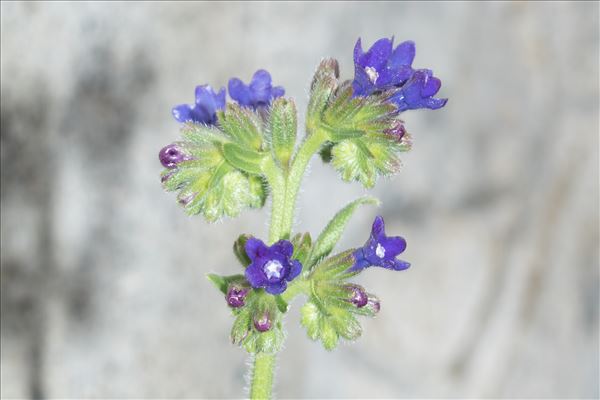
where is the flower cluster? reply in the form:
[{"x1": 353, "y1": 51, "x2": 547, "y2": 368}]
[
  {"x1": 171, "y1": 70, "x2": 284, "y2": 125},
  {"x1": 353, "y1": 37, "x2": 447, "y2": 111},
  {"x1": 161, "y1": 36, "x2": 446, "y2": 361}
]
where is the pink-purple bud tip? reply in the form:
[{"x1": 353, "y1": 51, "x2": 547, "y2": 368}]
[
  {"x1": 226, "y1": 286, "x2": 249, "y2": 308},
  {"x1": 348, "y1": 285, "x2": 368, "y2": 308},
  {"x1": 253, "y1": 313, "x2": 272, "y2": 332},
  {"x1": 159, "y1": 143, "x2": 190, "y2": 169},
  {"x1": 385, "y1": 120, "x2": 406, "y2": 142}
]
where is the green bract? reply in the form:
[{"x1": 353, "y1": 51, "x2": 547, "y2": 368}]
[{"x1": 308, "y1": 60, "x2": 413, "y2": 188}]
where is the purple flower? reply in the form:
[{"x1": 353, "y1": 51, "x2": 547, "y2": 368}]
[
  {"x1": 226, "y1": 285, "x2": 250, "y2": 308},
  {"x1": 352, "y1": 37, "x2": 416, "y2": 97},
  {"x1": 158, "y1": 143, "x2": 193, "y2": 168},
  {"x1": 172, "y1": 85, "x2": 226, "y2": 125},
  {"x1": 244, "y1": 238, "x2": 302, "y2": 295},
  {"x1": 352, "y1": 37, "x2": 447, "y2": 112},
  {"x1": 253, "y1": 312, "x2": 272, "y2": 332},
  {"x1": 228, "y1": 70, "x2": 284, "y2": 109},
  {"x1": 389, "y1": 69, "x2": 448, "y2": 112},
  {"x1": 349, "y1": 216, "x2": 410, "y2": 272}
]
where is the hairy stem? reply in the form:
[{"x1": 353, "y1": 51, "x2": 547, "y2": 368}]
[
  {"x1": 263, "y1": 158, "x2": 287, "y2": 244},
  {"x1": 249, "y1": 353, "x2": 276, "y2": 400},
  {"x1": 249, "y1": 128, "x2": 327, "y2": 399},
  {"x1": 280, "y1": 128, "x2": 327, "y2": 238}
]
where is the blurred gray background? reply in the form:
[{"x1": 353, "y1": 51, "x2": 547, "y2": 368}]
[{"x1": 1, "y1": 1, "x2": 598, "y2": 399}]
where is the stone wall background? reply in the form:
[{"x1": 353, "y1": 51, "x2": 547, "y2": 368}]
[{"x1": 1, "y1": 2, "x2": 598, "y2": 399}]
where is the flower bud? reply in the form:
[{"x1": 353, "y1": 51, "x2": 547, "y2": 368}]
[
  {"x1": 159, "y1": 143, "x2": 191, "y2": 168},
  {"x1": 346, "y1": 284, "x2": 368, "y2": 308},
  {"x1": 385, "y1": 120, "x2": 406, "y2": 142},
  {"x1": 226, "y1": 285, "x2": 250, "y2": 308},
  {"x1": 253, "y1": 312, "x2": 272, "y2": 332}
]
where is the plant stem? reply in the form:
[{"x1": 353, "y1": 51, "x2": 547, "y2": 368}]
[
  {"x1": 249, "y1": 353, "x2": 276, "y2": 400},
  {"x1": 263, "y1": 158, "x2": 287, "y2": 244},
  {"x1": 280, "y1": 129, "x2": 327, "y2": 238},
  {"x1": 250, "y1": 128, "x2": 327, "y2": 399}
]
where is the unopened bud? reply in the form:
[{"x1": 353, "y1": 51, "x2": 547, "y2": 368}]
[
  {"x1": 253, "y1": 312, "x2": 272, "y2": 332},
  {"x1": 226, "y1": 285, "x2": 249, "y2": 308},
  {"x1": 346, "y1": 284, "x2": 368, "y2": 308},
  {"x1": 159, "y1": 143, "x2": 192, "y2": 168}
]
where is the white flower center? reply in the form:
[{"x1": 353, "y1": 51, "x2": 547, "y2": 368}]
[
  {"x1": 375, "y1": 243, "x2": 386, "y2": 258},
  {"x1": 264, "y1": 260, "x2": 283, "y2": 279},
  {"x1": 365, "y1": 66, "x2": 379, "y2": 84}
]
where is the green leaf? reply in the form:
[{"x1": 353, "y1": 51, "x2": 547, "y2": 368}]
[
  {"x1": 206, "y1": 273, "x2": 246, "y2": 294},
  {"x1": 300, "y1": 301, "x2": 321, "y2": 340},
  {"x1": 217, "y1": 103, "x2": 264, "y2": 149},
  {"x1": 307, "y1": 196, "x2": 380, "y2": 268},
  {"x1": 291, "y1": 232, "x2": 312, "y2": 266},
  {"x1": 274, "y1": 295, "x2": 289, "y2": 313},
  {"x1": 231, "y1": 308, "x2": 252, "y2": 344},
  {"x1": 319, "y1": 318, "x2": 339, "y2": 351},
  {"x1": 181, "y1": 122, "x2": 230, "y2": 145},
  {"x1": 269, "y1": 98, "x2": 297, "y2": 169},
  {"x1": 233, "y1": 234, "x2": 253, "y2": 267},
  {"x1": 222, "y1": 142, "x2": 265, "y2": 175},
  {"x1": 309, "y1": 250, "x2": 357, "y2": 282}
]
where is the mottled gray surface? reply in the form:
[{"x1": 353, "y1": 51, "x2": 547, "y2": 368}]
[{"x1": 1, "y1": 2, "x2": 598, "y2": 399}]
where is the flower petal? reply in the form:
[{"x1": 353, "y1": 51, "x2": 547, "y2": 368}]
[
  {"x1": 287, "y1": 259, "x2": 302, "y2": 281},
  {"x1": 382, "y1": 259, "x2": 411, "y2": 271},
  {"x1": 172, "y1": 104, "x2": 192, "y2": 123},
  {"x1": 371, "y1": 215, "x2": 386, "y2": 238},
  {"x1": 249, "y1": 69, "x2": 273, "y2": 104},
  {"x1": 361, "y1": 37, "x2": 393, "y2": 70},
  {"x1": 421, "y1": 75, "x2": 441, "y2": 97},
  {"x1": 228, "y1": 77, "x2": 252, "y2": 106},
  {"x1": 272, "y1": 240, "x2": 293, "y2": 257},
  {"x1": 271, "y1": 86, "x2": 285, "y2": 99},
  {"x1": 265, "y1": 280, "x2": 287, "y2": 295},
  {"x1": 382, "y1": 235, "x2": 407, "y2": 257},
  {"x1": 389, "y1": 40, "x2": 416, "y2": 68},
  {"x1": 245, "y1": 263, "x2": 267, "y2": 287},
  {"x1": 245, "y1": 238, "x2": 268, "y2": 261},
  {"x1": 353, "y1": 38, "x2": 365, "y2": 64}
]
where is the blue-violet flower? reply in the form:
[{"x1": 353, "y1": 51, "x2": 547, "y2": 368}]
[
  {"x1": 389, "y1": 69, "x2": 447, "y2": 112},
  {"x1": 353, "y1": 37, "x2": 415, "y2": 97},
  {"x1": 352, "y1": 37, "x2": 447, "y2": 111},
  {"x1": 172, "y1": 85, "x2": 226, "y2": 125},
  {"x1": 244, "y1": 238, "x2": 302, "y2": 295},
  {"x1": 349, "y1": 216, "x2": 411, "y2": 272},
  {"x1": 228, "y1": 69, "x2": 284, "y2": 109}
]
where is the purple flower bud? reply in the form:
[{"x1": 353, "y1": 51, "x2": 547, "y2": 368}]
[
  {"x1": 346, "y1": 284, "x2": 368, "y2": 308},
  {"x1": 226, "y1": 285, "x2": 250, "y2": 308},
  {"x1": 159, "y1": 143, "x2": 191, "y2": 169},
  {"x1": 253, "y1": 312, "x2": 272, "y2": 332},
  {"x1": 385, "y1": 120, "x2": 406, "y2": 142}
]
